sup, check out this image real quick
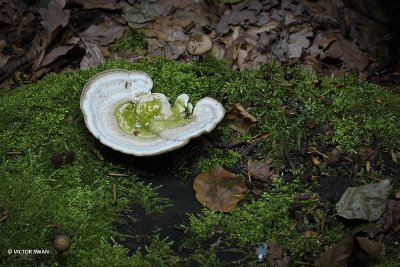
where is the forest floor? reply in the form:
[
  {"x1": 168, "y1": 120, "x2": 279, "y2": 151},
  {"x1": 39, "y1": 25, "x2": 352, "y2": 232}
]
[{"x1": 1, "y1": 1, "x2": 400, "y2": 266}]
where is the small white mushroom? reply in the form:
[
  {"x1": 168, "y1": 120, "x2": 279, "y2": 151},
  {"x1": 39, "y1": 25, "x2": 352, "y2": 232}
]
[{"x1": 186, "y1": 33, "x2": 213, "y2": 56}]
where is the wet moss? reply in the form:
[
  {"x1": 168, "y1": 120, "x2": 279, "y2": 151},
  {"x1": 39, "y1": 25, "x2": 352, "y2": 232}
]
[{"x1": 1, "y1": 57, "x2": 399, "y2": 265}]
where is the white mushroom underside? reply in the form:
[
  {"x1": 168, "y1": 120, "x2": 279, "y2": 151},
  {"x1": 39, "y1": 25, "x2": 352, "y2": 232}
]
[{"x1": 81, "y1": 70, "x2": 225, "y2": 156}]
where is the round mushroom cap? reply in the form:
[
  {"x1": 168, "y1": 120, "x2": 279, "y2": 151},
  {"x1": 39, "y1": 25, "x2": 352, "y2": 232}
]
[
  {"x1": 53, "y1": 235, "x2": 71, "y2": 253},
  {"x1": 186, "y1": 33, "x2": 212, "y2": 56}
]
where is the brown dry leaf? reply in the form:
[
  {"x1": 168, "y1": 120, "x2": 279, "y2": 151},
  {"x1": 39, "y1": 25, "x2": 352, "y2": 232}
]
[
  {"x1": 80, "y1": 21, "x2": 126, "y2": 46},
  {"x1": 216, "y1": 10, "x2": 258, "y2": 34},
  {"x1": 67, "y1": 0, "x2": 120, "y2": 10},
  {"x1": 0, "y1": 1, "x2": 27, "y2": 25},
  {"x1": 225, "y1": 104, "x2": 257, "y2": 133},
  {"x1": 38, "y1": 0, "x2": 70, "y2": 35},
  {"x1": 266, "y1": 242, "x2": 290, "y2": 267},
  {"x1": 288, "y1": 28, "x2": 313, "y2": 59},
  {"x1": 303, "y1": 53, "x2": 323, "y2": 72},
  {"x1": 308, "y1": 32, "x2": 369, "y2": 71},
  {"x1": 247, "y1": 21, "x2": 280, "y2": 36},
  {"x1": 0, "y1": 40, "x2": 9, "y2": 67},
  {"x1": 0, "y1": 208, "x2": 9, "y2": 223},
  {"x1": 251, "y1": 132, "x2": 272, "y2": 142},
  {"x1": 193, "y1": 166, "x2": 247, "y2": 212},
  {"x1": 40, "y1": 45, "x2": 75, "y2": 67},
  {"x1": 378, "y1": 199, "x2": 400, "y2": 233},
  {"x1": 358, "y1": 146, "x2": 374, "y2": 160},
  {"x1": 303, "y1": 230, "x2": 318, "y2": 238},
  {"x1": 80, "y1": 42, "x2": 105, "y2": 70},
  {"x1": 247, "y1": 158, "x2": 278, "y2": 182},
  {"x1": 355, "y1": 237, "x2": 385, "y2": 256},
  {"x1": 143, "y1": 16, "x2": 190, "y2": 59},
  {"x1": 315, "y1": 237, "x2": 354, "y2": 267},
  {"x1": 143, "y1": 17, "x2": 190, "y2": 43}
]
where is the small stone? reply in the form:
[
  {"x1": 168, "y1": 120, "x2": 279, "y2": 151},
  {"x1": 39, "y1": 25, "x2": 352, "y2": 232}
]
[
  {"x1": 64, "y1": 150, "x2": 75, "y2": 164},
  {"x1": 51, "y1": 152, "x2": 63, "y2": 168},
  {"x1": 313, "y1": 79, "x2": 322, "y2": 86},
  {"x1": 284, "y1": 72, "x2": 294, "y2": 80},
  {"x1": 263, "y1": 71, "x2": 271, "y2": 81},
  {"x1": 326, "y1": 155, "x2": 339, "y2": 166},
  {"x1": 53, "y1": 235, "x2": 71, "y2": 253},
  {"x1": 319, "y1": 96, "x2": 332, "y2": 106},
  {"x1": 299, "y1": 147, "x2": 308, "y2": 158},
  {"x1": 318, "y1": 122, "x2": 333, "y2": 135},
  {"x1": 304, "y1": 117, "x2": 316, "y2": 129}
]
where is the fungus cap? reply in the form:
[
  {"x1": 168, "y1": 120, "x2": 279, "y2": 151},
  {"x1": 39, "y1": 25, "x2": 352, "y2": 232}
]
[
  {"x1": 80, "y1": 69, "x2": 225, "y2": 156},
  {"x1": 186, "y1": 33, "x2": 213, "y2": 56}
]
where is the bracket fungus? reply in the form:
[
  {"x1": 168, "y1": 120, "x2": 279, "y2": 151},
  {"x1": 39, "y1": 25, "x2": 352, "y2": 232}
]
[{"x1": 81, "y1": 69, "x2": 225, "y2": 156}]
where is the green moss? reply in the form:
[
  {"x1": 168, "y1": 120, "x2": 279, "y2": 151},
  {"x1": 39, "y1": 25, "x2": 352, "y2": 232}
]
[
  {"x1": 109, "y1": 29, "x2": 147, "y2": 55},
  {"x1": 1, "y1": 57, "x2": 399, "y2": 265},
  {"x1": 194, "y1": 148, "x2": 241, "y2": 173},
  {"x1": 187, "y1": 179, "x2": 345, "y2": 262}
]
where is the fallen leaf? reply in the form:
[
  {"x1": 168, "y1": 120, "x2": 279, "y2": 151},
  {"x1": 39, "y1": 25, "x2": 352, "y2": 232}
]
[
  {"x1": 193, "y1": 166, "x2": 247, "y2": 212},
  {"x1": 314, "y1": 237, "x2": 354, "y2": 267},
  {"x1": 38, "y1": 0, "x2": 70, "y2": 36},
  {"x1": 315, "y1": 235, "x2": 385, "y2": 266},
  {"x1": 216, "y1": 10, "x2": 258, "y2": 34},
  {"x1": 266, "y1": 242, "x2": 290, "y2": 267},
  {"x1": 80, "y1": 21, "x2": 126, "y2": 46},
  {"x1": 80, "y1": 42, "x2": 105, "y2": 70},
  {"x1": 358, "y1": 147, "x2": 374, "y2": 160},
  {"x1": 308, "y1": 31, "x2": 369, "y2": 71},
  {"x1": 288, "y1": 29, "x2": 312, "y2": 58},
  {"x1": 336, "y1": 180, "x2": 392, "y2": 221},
  {"x1": 40, "y1": 45, "x2": 75, "y2": 67},
  {"x1": 303, "y1": 230, "x2": 318, "y2": 238},
  {"x1": 310, "y1": 155, "x2": 321, "y2": 166},
  {"x1": 390, "y1": 149, "x2": 398, "y2": 162},
  {"x1": 225, "y1": 103, "x2": 257, "y2": 133},
  {"x1": 247, "y1": 158, "x2": 278, "y2": 182},
  {"x1": 378, "y1": 199, "x2": 400, "y2": 233},
  {"x1": 355, "y1": 237, "x2": 385, "y2": 256},
  {"x1": 67, "y1": 0, "x2": 120, "y2": 10},
  {"x1": 0, "y1": 208, "x2": 9, "y2": 223},
  {"x1": 251, "y1": 131, "x2": 272, "y2": 142}
]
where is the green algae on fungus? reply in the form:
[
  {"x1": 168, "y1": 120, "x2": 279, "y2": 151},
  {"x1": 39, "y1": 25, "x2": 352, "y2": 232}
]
[{"x1": 116, "y1": 93, "x2": 193, "y2": 138}]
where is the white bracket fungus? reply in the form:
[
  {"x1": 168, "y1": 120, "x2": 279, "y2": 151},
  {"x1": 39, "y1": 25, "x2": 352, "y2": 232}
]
[{"x1": 80, "y1": 69, "x2": 225, "y2": 156}]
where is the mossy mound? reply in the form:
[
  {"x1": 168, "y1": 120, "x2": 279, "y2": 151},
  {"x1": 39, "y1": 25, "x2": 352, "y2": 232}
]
[{"x1": 0, "y1": 57, "x2": 399, "y2": 266}]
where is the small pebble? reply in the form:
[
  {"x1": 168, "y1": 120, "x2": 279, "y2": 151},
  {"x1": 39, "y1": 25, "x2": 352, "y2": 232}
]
[
  {"x1": 64, "y1": 150, "x2": 75, "y2": 164},
  {"x1": 326, "y1": 155, "x2": 339, "y2": 166},
  {"x1": 318, "y1": 122, "x2": 333, "y2": 135},
  {"x1": 51, "y1": 152, "x2": 63, "y2": 168}
]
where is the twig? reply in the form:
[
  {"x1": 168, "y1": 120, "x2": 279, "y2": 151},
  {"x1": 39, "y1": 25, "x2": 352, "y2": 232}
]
[
  {"x1": 320, "y1": 212, "x2": 326, "y2": 232},
  {"x1": 308, "y1": 149, "x2": 328, "y2": 159},
  {"x1": 5, "y1": 151, "x2": 24, "y2": 155},
  {"x1": 44, "y1": 224, "x2": 60, "y2": 228},
  {"x1": 112, "y1": 180, "x2": 117, "y2": 205},
  {"x1": 367, "y1": 175, "x2": 383, "y2": 182},
  {"x1": 107, "y1": 172, "x2": 129, "y2": 177}
]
